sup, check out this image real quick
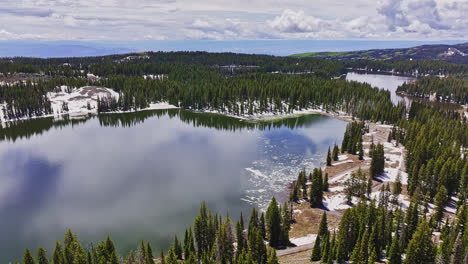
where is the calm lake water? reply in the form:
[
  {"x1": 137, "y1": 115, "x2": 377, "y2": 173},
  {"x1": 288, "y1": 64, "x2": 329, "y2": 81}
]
[
  {"x1": 346, "y1": 72, "x2": 415, "y2": 105},
  {"x1": 0, "y1": 110, "x2": 346, "y2": 262}
]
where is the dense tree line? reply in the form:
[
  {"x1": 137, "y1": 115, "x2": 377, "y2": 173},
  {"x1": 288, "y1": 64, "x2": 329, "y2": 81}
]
[
  {"x1": 397, "y1": 103, "x2": 468, "y2": 216},
  {"x1": 397, "y1": 76, "x2": 468, "y2": 104},
  {"x1": 341, "y1": 122, "x2": 366, "y2": 155},
  {"x1": 346, "y1": 59, "x2": 468, "y2": 77},
  {"x1": 96, "y1": 72, "x2": 406, "y2": 125},
  {"x1": 16, "y1": 200, "x2": 292, "y2": 264},
  {"x1": 289, "y1": 168, "x2": 327, "y2": 208},
  {"x1": 0, "y1": 81, "x2": 53, "y2": 120},
  {"x1": 317, "y1": 187, "x2": 468, "y2": 264},
  {"x1": 1, "y1": 64, "x2": 407, "y2": 123},
  {"x1": 0, "y1": 61, "x2": 39, "y2": 73}
]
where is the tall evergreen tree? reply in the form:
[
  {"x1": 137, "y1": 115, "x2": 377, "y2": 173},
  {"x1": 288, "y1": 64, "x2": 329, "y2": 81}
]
[
  {"x1": 450, "y1": 232, "x2": 464, "y2": 264},
  {"x1": 318, "y1": 212, "x2": 328, "y2": 238},
  {"x1": 52, "y1": 241, "x2": 64, "y2": 264},
  {"x1": 23, "y1": 249, "x2": 35, "y2": 264},
  {"x1": 370, "y1": 143, "x2": 385, "y2": 179},
  {"x1": 266, "y1": 197, "x2": 282, "y2": 247},
  {"x1": 333, "y1": 144, "x2": 339, "y2": 161},
  {"x1": 266, "y1": 249, "x2": 279, "y2": 264},
  {"x1": 327, "y1": 147, "x2": 332, "y2": 166},
  {"x1": 405, "y1": 221, "x2": 435, "y2": 264},
  {"x1": 310, "y1": 168, "x2": 323, "y2": 207},
  {"x1": 281, "y1": 202, "x2": 291, "y2": 245},
  {"x1": 173, "y1": 235, "x2": 183, "y2": 260},
  {"x1": 310, "y1": 235, "x2": 322, "y2": 261},
  {"x1": 37, "y1": 248, "x2": 49, "y2": 264},
  {"x1": 388, "y1": 233, "x2": 401, "y2": 264},
  {"x1": 323, "y1": 173, "x2": 329, "y2": 191}
]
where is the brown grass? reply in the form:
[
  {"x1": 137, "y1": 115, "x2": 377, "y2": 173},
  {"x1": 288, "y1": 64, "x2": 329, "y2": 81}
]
[{"x1": 289, "y1": 203, "x2": 342, "y2": 238}]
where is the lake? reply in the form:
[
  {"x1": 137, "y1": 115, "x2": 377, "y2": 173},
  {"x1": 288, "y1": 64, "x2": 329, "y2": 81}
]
[
  {"x1": 346, "y1": 72, "x2": 415, "y2": 105},
  {"x1": 0, "y1": 110, "x2": 346, "y2": 262},
  {"x1": 0, "y1": 72, "x2": 417, "y2": 261}
]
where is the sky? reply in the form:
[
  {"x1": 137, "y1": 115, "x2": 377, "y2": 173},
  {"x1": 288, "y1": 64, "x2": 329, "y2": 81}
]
[{"x1": 0, "y1": 0, "x2": 467, "y2": 41}]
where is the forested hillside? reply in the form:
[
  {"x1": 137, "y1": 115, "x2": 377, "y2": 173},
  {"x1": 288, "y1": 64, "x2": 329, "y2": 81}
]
[
  {"x1": 291, "y1": 42, "x2": 468, "y2": 64},
  {"x1": 4, "y1": 51, "x2": 468, "y2": 264},
  {"x1": 1, "y1": 52, "x2": 412, "y2": 123},
  {"x1": 397, "y1": 77, "x2": 468, "y2": 104}
]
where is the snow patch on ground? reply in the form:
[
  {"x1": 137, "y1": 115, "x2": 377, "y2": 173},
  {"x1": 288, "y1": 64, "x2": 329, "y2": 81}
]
[
  {"x1": 290, "y1": 234, "x2": 317, "y2": 246},
  {"x1": 328, "y1": 185, "x2": 345, "y2": 192},
  {"x1": 332, "y1": 160, "x2": 353, "y2": 166},
  {"x1": 0, "y1": 103, "x2": 6, "y2": 122},
  {"x1": 48, "y1": 86, "x2": 119, "y2": 117},
  {"x1": 323, "y1": 194, "x2": 355, "y2": 211},
  {"x1": 338, "y1": 154, "x2": 348, "y2": 161},
  {"x1": 1, "y1": 86, "x2": 179, "y2": 123},
  {"x1": 329, "y1": 170, "x2": 353, "y2": 184}
]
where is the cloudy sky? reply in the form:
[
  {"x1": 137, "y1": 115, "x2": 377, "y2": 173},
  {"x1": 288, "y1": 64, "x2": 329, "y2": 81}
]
[{"x1": 1, "y1": 0, "x2": 467, "y2": 41}]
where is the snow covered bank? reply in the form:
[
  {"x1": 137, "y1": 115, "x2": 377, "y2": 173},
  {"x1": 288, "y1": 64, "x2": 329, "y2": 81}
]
[
  {"x1": 48, "y1": 86, "x2": 119, "y2": 116},
  {"x1": 1, "y1": 86, "x2": 179, "y2": 123}
]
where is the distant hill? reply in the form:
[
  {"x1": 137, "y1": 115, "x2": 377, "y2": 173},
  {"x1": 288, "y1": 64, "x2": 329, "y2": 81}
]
[
  {"x1": 0, "y1": 41, "x2": 132, "y2": 58},
  {"x1": 290, "y1": 42, "x2": 468, "y2": 64}
]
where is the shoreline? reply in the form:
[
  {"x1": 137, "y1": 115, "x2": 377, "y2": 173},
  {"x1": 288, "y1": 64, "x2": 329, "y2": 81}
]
[{"x1": 1, "y1": 101, "x2": 355, "y2": 125}]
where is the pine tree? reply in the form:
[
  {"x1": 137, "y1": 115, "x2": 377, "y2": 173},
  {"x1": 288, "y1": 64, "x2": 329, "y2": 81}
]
[
  {"x1": 23, "y1": 249, "x2": 35, "y2": 264},
  {"x1": 138, "y1": 241, "x2": 147, "y2": 263},
  {"x1": 266, "y1": 249, "x2": 279, "y2": 264},
  {"x1": 73, "y1": 243, "x2": 88, "y2": 264},
  {"x1": 165, "y1": 247, "x2": 178, "y2": 264},
  {"x1": 393, "y1": 172, "x2": 402, "y2": 195},
  {"x1": 358, "y1": 140, "x2": 364, "y2": 160},
  {"x1": 185, "y1": 252, "x2": 197, "y2": 264},
  {"x1": 370, "y1": 143, "x2": 385, "y2": 179},
  {"x1": 369, "y1": 248, "x2": 378, "y2": 264},
  {"x1": 327, "y1": 147, "x2": 332, "y2": 166},
  {"x1": 333, "y1": 144, "x2": 339, "y2": 161},
  {"x1": 290, "y1": 182, "x2": 299, "y2": 202},
  {"x1": 52, "y1": 241, "x2": 64, "y2": 264},
  {"x1": 259, "y1": 213, "x2": 266, "y2": 240},
  {"x1": 159, "y1": 250, "x2": 165, "y2": 264},
  {"x1": 125, "y1": 251, "x2": 136, "y2": 264},
  {"x1": 266, "y1": 197, "x2": 282, "y2": 247},
  {"x1": 236, "y1": 219, "x2": 246, "y2": 254},
  {"x1": 37, "y1": 248, "x2": 49, "y2": 264},
  {"x1": 358, "y1": 229, "x2": 369, "y2": 264},
  {"x1": 450, "y1": 232, "x2": 463, "y2": 264},
  {"x1": 184, "y1": 227, "x2": 195, "y2": 260},
  {"x1": 434, "y1": 186, "x2": 448, "y2": 224},
  {"x1": 318, "y1": 212, "x2": 328, "y2": 238},
  {"x1": 310, "y1": 235, "x2": 321, "y2": 261},
  {"x1": 173, "y1": 235, "x2": 183, "y2": 259},
  {"x1": 104, "y1": 236, "x2": 119, "y2": 264},
  {"x1": 321, "y1": 233, "x2": 330, "y2": 263},
  {"x1": 388, "y1": 233, "x2": 401, "y2": 264},
  {"x1": 405, "y1": 221, "x2": 435, "y2": 264},
  {"x1": 310, "y1": 168, "x2": 323, "y2": 207},
  {"x1": 323, "y1": 173, "x2": 329, "y2": 191},
  {"x1": 281, "y1": 202, "x2": 291, "y2": 245},
  {"x1": 249, "y1": 227, "x2": 267, "y2": 264}
]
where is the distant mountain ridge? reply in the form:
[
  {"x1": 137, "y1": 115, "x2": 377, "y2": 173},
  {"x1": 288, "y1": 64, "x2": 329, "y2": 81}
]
[{"x1": 291, "y1": 42, "x2": 468, "y2": 64}]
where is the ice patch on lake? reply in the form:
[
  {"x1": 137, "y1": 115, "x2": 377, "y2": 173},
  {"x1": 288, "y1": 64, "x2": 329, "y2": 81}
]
[{"x1": 242, "y1": 136, "x2": 325, "y2": 210}]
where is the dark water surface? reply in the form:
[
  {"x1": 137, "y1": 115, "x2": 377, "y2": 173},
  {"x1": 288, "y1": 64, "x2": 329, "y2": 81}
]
[
  {"x1": 0, "y1": 109, "x2": 346, "y2": 262},
  {"x1": 346, "y1": 72, "x2": 415, "y2": 105}
]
